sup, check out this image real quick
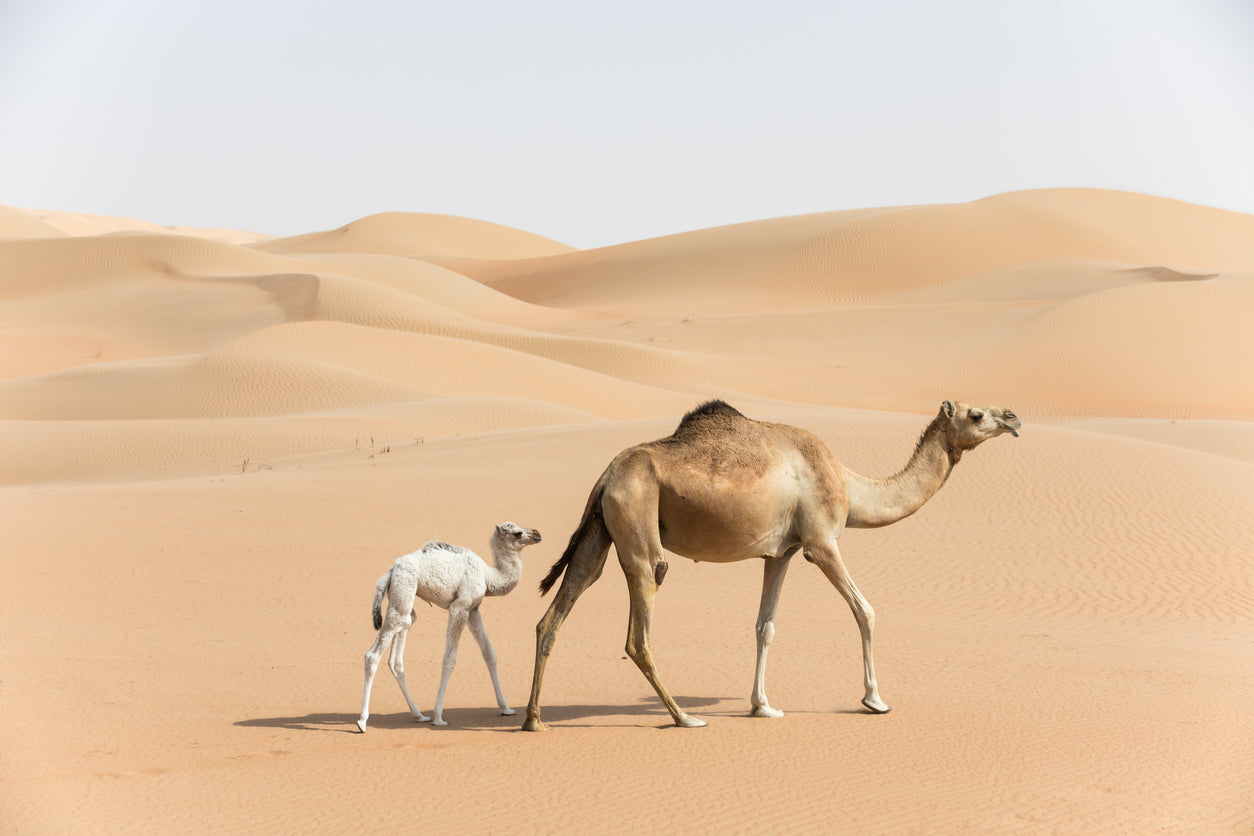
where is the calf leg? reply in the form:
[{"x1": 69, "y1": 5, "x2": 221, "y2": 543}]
[
  {"x1": 431, "y1": 604, "x2": 470, "y2": 726},
  {"x1": 359, "y1": 610, "x2": 407, "y2": 732},
  {"x1": 468, "y1": 608, "x2": 513, "y2": 715},
  {"x1": 387, "y1": 622, "x2": 429, "y2": 723}
]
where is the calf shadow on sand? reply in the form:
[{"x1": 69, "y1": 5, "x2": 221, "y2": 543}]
[{"x1": 236, "y1": 696, "x2": 727, "y2": 735}]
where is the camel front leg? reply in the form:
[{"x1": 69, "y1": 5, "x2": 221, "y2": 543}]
[
  {"x1": 431, "y1": 605, "x2": 470, "y2": 726},
  {"x1": 467, "y1": 608, "x2": 513, "y2": 716},
  {"x1": 804, "y1": 541, "x2": 891, "y2": 714},
  {"x1": 751, "y1": 552, "x2": 794, "y2": 718},
  {"x1": 620, "y1": 551, "x2": 706, "y2": 728}
]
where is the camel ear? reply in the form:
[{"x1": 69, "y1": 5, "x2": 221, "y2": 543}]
[{"x1": 941, "y1": 400, "x2": 956, "y2": 419}]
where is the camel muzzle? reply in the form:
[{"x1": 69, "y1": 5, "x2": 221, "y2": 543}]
[{"x1": 999, "y1": 411, "x2": 1021, "y2": 437}]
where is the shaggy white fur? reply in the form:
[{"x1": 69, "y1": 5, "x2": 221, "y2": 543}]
[{"x1": 357, "y1": 522, "x2": 541, "y2": 731}]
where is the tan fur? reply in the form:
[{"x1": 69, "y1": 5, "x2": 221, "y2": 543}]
[{"x1": 524, "y1": 400, "x2": 1020, "y2": 730}]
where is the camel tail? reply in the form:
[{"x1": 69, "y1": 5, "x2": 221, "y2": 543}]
[
  {"x1": 539, "y1": 478, "x2": 610, "y2": 596},
  {"x1": 371, "y1": 569, "x2": 392, "y2": 630}
]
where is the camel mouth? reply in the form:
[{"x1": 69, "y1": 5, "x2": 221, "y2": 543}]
[{"x1": 998, "y1": 410, "x2": 1021, "y2": 437}]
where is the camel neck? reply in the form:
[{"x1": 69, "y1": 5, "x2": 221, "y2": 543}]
[
  {"x1": 843, "y1": 417, "x2": 958, "y2": 529},
  {"x1": 485, "y1": 547, "x2": 523, "y2": 597}
]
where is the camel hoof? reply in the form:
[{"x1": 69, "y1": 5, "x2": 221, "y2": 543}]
[
  {"x1": 675, "y1": 715, "x2": 708, "y2": 728},
  {"x1": 750, "y1": 705, "x2": 784, "y2": 718},
  {"x1": 432, "y1": 717, "x2": 448, "y2": 726},
  {"x1": 862, "y1": 697, "x2": 892, "y2": 714},
  {"x1": 417, "y1": 714, "x2": 433, "y2": 723},
  {"x1": 500, "y1": 707, "x2": 516, "y2": 716},
  {"x1": 356, "y1": 719, "x2": 367, "y2": 733},
  {"x1": 522, "y1": 718, "x2": 550, "y2": 732}
]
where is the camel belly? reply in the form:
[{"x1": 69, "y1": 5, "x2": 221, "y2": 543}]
[
  {"x1": 656, "y1": 483, "x2": 797, "y2": 562},
  {"x1": 662, "y1": 527, "x2": 794, "y2": 563}
]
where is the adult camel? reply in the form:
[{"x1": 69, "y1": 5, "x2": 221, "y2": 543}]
[{"x1": 523, "y1": 399, "x2": 1020, "y2": 731}]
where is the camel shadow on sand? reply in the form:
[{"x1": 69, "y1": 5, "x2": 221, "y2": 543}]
[{"x1": 236, "y1": 695, "x2": 726, "y2": 734}]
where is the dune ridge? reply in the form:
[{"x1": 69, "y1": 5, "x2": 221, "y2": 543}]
[
  {"x1": 3, "y1": 189, "x2": 1252, "y2": 479},
  {"x1": 252, "y1": 210, "x2": 576, "y2": 260},
  {"x1": 2, "y1": 191, "x2": 1251, "y2": 834},
  {"x1": 430, "y1": 188, "x2": 1254, "y2": 311}
]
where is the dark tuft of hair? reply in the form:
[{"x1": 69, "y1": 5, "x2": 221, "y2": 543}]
[{"x1": 677, "y1": 399, "x2": 743, "y2": 428}]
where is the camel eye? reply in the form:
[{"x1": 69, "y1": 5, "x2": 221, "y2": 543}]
[{"x1": 968, "y1": 410, "x2": 983, "y2": 421}]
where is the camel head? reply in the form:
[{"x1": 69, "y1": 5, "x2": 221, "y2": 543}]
[
  {"x1": 939, "y1": 400, "x2": 1021, "y2": 451},
  {"x1": 494, "y1": 521, "x2": 543, "y2": 549}
]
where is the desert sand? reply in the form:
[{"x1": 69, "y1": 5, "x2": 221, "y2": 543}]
[{"x1": 1, "y1": 189, "x2": 1251, "y2": 833}]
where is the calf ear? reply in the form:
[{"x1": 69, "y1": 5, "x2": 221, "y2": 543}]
[{"x1": 941, "y1": 400, "x2": 956, "y2": 418}]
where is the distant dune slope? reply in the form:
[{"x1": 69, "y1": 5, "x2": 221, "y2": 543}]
[
  {"x1": 2, "y1": 190, "x2": 1252, "y2": 483},
  {"x1": 427, "y1": 189, "x2": 1254, "y2": 312}
]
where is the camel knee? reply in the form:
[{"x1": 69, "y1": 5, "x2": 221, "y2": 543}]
[
  {"x1": 756, "y1": 620, "x2": 775, "y2": 647},
  {"x1": 856, "y1": 600, "x2": 876, "y2": 631}
]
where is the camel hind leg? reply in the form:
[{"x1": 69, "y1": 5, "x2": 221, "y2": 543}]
[
  {"x1": 387, "y1": 619, "x2": 430, "y2": 723},
  {"x1": 602, "y1": 477, "x2": 705, "y2": 729},
  {"x1": 523, "y1": 515, "x2": 612, "y2": 732},
  {"x1": 617, "y1": 541, "x2": 706, "y2": 728},
  {"x1": 359, "y1": 606, "x2": 421, "y2": 732}
]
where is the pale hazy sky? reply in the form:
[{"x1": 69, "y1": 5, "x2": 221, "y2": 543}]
[{"x1": 2, "y1": 0, "x2": 1252, "y2": 248}]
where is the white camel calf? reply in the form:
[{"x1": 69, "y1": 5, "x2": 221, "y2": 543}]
[{"x1": 356, "y1": 521, "x2": 542, "y2": 731}]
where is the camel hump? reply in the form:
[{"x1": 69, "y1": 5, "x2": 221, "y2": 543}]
[{"x1": 674, "y1": 400, "x2": 746, "y2": 433}]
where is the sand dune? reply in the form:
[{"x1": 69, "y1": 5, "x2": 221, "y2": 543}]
[
  {"x1": 253, "y1": 211, "x2": 576, "y2": 260},
  {"x1": 1, "y1": 191, "x2": 1251, "y2": 834},
  {"x1": 0, "y1": 205, "x2": 271, "y2": 244},
  {"x1": 431, "y1": 189, "x2": 1254, "y2": 312}
]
